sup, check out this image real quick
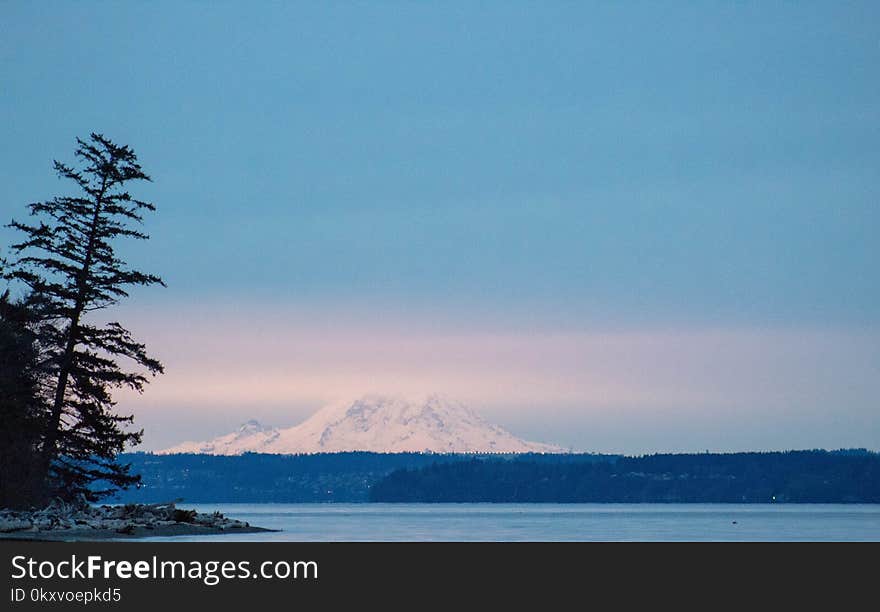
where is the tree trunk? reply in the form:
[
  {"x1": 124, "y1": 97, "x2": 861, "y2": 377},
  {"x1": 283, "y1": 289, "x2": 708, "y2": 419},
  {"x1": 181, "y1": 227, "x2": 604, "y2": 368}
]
[{"x1": 40, "y1": 173, "x2": 109, "y2": 475}]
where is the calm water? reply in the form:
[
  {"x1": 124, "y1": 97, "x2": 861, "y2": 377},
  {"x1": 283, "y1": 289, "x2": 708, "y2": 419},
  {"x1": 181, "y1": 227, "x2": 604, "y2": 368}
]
[{"x1": 142, "y1": 503, "x2": 880, "y2": 542}]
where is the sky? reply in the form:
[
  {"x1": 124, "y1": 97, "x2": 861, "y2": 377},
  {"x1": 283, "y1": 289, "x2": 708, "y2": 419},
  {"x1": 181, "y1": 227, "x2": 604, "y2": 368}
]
[{"x1": 1, "y1": 2, "x2": 878, "y2": 453}]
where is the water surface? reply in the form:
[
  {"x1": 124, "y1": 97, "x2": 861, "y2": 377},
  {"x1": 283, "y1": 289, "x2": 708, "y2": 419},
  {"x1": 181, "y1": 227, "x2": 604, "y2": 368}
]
[{"x1": 141, "y1": 503, "x2": 880, "y2": 542}]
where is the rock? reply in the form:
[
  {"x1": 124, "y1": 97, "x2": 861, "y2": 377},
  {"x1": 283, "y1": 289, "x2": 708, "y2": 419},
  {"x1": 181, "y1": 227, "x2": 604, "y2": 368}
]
[
  {"x1": 0, "y1": 518, "x2": 32, "y2": 533},
  {"x1": 171, "y1": 508, "x2": 197, "y2": 523},
  {"x1": 1, "y1": 499, "x2": 256, "y2": 537}
]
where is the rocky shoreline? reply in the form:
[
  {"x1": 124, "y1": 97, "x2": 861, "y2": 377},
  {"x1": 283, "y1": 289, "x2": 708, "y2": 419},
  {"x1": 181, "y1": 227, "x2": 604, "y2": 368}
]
[{"x1": 0, "y1": 499, "x2": 273, "y2": 540}]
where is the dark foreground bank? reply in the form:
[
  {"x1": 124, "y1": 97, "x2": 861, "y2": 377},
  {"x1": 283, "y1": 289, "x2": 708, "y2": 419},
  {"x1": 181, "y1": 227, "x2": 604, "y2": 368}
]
[{"x1": 0, "y1": 541, "x2": 873, "y2": 608}]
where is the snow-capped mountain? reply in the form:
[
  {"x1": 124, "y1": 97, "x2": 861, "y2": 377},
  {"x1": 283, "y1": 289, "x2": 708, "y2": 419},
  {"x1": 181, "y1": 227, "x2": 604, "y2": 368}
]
[
  {"x1": 160, "y1": 419, "x2": 280, "y2": 455},
  {"x1": 158, "y1": 394, "x2": 563, "y2": 455}
]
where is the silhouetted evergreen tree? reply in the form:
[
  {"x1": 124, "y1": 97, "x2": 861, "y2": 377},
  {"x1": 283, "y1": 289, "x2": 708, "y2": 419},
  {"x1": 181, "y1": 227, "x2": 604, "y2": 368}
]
[
  {"x1": 3, "y1": 134, "x2": 164, "y2": 503},
  {"x1": 0, "y1": 291, "x2": 49, "y2": 507}
]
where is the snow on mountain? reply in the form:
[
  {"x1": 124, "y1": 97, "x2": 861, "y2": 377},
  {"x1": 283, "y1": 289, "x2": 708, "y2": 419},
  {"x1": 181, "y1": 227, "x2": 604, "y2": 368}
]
[
  {"x1": 158, "y1": 394, "x2": 563, "y2": 455},
  {"x1": 160, "y1": 419, "x2": 281, "y2": 455}
]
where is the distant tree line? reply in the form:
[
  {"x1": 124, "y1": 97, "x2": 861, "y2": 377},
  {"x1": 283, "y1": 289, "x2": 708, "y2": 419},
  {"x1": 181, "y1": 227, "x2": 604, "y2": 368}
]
[
  {"x1": 108, "y1": 450, "x2": 880, "y2": 504},
  {"x1": 369, "y1": 450, "x2": 880, "y2": 503},
  {"x1": 111, "y1": 452, "x2": 575, "y2": 503}
]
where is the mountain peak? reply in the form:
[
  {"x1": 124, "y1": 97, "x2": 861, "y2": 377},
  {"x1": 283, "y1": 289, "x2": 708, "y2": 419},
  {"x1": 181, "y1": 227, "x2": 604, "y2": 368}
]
[
  {"x1": 239, "y1": 419, "x2": 272, "y2": 433},
  {"x1": 158, "y1": 394, "x2": 563, "y2": 455}
]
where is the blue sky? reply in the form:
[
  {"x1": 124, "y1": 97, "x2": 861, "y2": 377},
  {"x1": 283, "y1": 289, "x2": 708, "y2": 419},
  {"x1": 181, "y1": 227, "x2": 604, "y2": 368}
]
[{"x1": 2, "y1": 3, "x2": 878, "y2": 451}]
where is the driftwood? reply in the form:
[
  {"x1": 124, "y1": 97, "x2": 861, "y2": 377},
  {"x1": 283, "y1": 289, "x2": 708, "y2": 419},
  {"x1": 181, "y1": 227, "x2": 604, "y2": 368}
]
[{"x1": 0, "y1": 498, "x2": 249, "y2": 534}]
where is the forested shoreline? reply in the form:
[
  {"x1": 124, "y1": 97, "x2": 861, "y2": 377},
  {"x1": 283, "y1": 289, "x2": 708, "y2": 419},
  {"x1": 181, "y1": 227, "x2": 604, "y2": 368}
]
[
  {"x1": 112, "y1": 450, "x2": 879, "y2": 504},
  {"x1": 111, "y1": 451, "x2": 611, "y2": 503},
  {"x1": 370, "y1": 450, "x2": 880, "y2": 503}
]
